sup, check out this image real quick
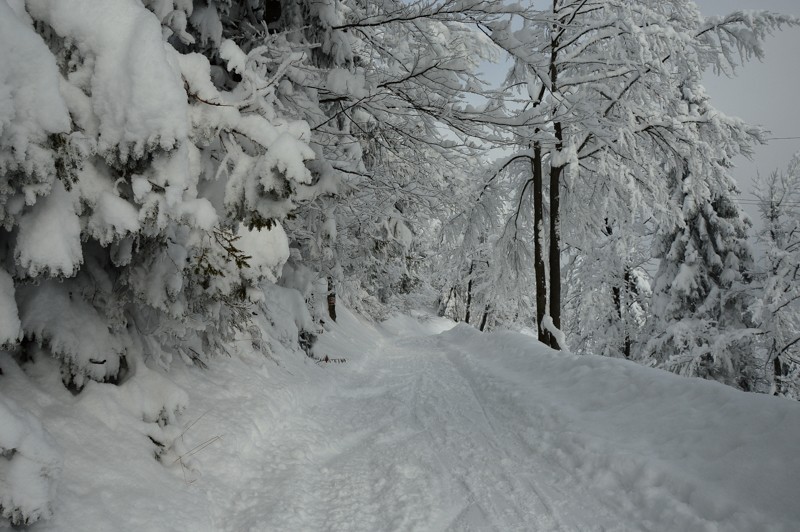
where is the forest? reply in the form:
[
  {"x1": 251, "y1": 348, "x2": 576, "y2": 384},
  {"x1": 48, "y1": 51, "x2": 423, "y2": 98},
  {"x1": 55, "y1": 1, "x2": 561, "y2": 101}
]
[{"x1": 2, "y1": 0, "x2": 800, "y2": 529}]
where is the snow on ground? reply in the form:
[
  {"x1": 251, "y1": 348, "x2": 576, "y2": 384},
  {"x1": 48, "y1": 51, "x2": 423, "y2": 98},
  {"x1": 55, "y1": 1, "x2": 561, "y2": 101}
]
[{"x1": 3, "y1": 308, "x2": 800, "y2": 531}]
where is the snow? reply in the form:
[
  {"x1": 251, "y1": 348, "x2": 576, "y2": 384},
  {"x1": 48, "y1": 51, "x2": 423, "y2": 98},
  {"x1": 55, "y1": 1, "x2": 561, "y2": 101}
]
[
  {"x1": 326, "y1": 68, "x2": 368, "y2": 98},
  {"x1": 235, "y1": 222, "x2": 290, "y2": 283},
  {"x1": 0, "y1": 349, "x2": 200, "y2": 531},
  {"x1": 86, "y1": 191, "x2": 141, "y2": 246},
  {"x1": 3, "y1": 1, "x2": 798, "y2": 528},
  {"x1": 175, "y1": 51, "x2": 221, "y2": 103},
  {"x1": 260, "y1": 283, "x2": 316, "y2": 346},
  {"x1": 189, "y1": 4, "x2": 222, "y2": 47},
  {"x1": 0, "y1": 391, "x2": 61, "y2": 526},
  {"x1": 0, "y1": 0, "x2": 70, "y2": 160},
  {"x1": 15, "y1": 280, "x2": 124, "y2": 386},
  {"x1": 263, "y1": 133, "x2": 316, "y2": 186},
  {"x1": 388, "y1": 217, "x2": 413, "y2": 248},
  {"x1": 541, "y1": 314, "x2": 568, "y2": 352},
  {"x1": 15, "y1": 180, "x2": 83, "y2": 278},
  {"x1": 0, "y1": 269, "x2": 20, "y2": 346},
  {"x1": 6, "y1": 308, "x2": 800, "y2": 531},
  {"x1": 26, "y1": 0, "x2": 188, "y2": 157},
  {"x1": 219, "y1": 40, "x2": 247, "y2": 75}
]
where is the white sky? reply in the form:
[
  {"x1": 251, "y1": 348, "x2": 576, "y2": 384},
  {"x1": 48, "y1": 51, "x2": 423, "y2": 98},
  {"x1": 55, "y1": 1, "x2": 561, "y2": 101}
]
[{"x1": 696, "y1": 0, "x2": 800, "y2": 229}]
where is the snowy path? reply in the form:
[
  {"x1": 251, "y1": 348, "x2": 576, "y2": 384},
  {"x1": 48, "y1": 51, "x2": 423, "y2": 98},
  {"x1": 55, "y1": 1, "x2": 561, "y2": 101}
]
[
  {"x1": 197, "y1": 312, "x2": 800, "y2": 532},
  {"x1": 220, "y1": 319, "x2": 612, "y2": 532}
]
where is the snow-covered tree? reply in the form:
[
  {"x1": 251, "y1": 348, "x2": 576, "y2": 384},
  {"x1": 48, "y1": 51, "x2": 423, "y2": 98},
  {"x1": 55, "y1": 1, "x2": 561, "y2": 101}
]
[
  {"x1": 644, "y1": 168, "x2": 759, "y2": 388},
  {"x1": 563, "y1": 218, "x2": 652, "y2": 359},
  {"x1": 437, "y1": 152, "x2": 540, "y2": 332},
  {"x1": 0, "y1": 1, "x2": 325, "y2": 523},
  {"x1": 2, "y1": 0, "x2": 321, "y2": 378},
  {"x1": 458, "y1": 1, "x2": 793, "y2": 356},
  {"x1": 753, "y1": 154, "x2": 800, "y2": 398},
  {"x1": 267, "y1": 0, "x2": 498, "y2": 319}
]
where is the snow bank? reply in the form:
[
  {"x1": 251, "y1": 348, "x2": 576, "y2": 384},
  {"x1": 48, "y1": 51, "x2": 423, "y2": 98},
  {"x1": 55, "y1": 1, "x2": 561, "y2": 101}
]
[
  {"x1": 0, "y1": 280, "x2": 324, "y2": 531},
  {"x1": 0, "y1": 348, "x2": 206, "y2": 531},
  {"x1": 260, "y1": 283, "x2": 315, "y2": 347},
  {"x1": 437, "y1": 325, "x2": 800, "y2": 530},
  {"x1": 16, "y1": 280, "x2": 124, "y2": 386}
]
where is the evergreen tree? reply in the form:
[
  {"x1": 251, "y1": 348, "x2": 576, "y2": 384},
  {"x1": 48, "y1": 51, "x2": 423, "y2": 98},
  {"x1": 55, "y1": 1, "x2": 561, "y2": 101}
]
[
  {"x1": 753, "y1": 154, "x2": 800, "y2": 398},
  {"x1": 645, "y1": 169, "x2": 759, "y2": 388}
]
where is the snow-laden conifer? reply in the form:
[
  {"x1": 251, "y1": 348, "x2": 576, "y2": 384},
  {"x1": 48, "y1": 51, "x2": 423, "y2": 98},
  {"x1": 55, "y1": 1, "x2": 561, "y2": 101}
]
[
  {"x1": 645, "y1": 168, "x2": 758, "y2": 388},
  {"x1": 0, "y1": 1, "x2": 320, "y2": 522},
  {"x1": 753, "y1": 153, "x2": 800, "y2": 398}
]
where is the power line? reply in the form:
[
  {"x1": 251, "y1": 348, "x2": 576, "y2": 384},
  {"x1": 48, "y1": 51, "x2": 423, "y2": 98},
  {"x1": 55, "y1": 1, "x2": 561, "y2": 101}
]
[
  {"x1": 764, "y1": 136, "x2": 800, "y2": 141},
  {"x1": 738, "y1": 200, "x2": 800, "y2": 205}
]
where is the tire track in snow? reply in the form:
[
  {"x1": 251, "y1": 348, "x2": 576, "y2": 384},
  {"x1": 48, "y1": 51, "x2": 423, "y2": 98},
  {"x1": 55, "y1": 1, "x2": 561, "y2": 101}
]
[
  {"x1": 439, "y1": 346, "x2": 566, "y2": 531},
  {"x1": 434, "y1": 334, "x2": 742, "y2": 532},
  {"x1": 385, "y1": 337, "x2": 569, "y2": 531},
  {"x1": 436, "y1": 341, "x2": 629, "y2": 531},
  {"x1": 221, "y1": 319, "x2": 628, "y2": 531},
  {"x1": 225, "y1": 337, "x2": 461, "y2": 530}
]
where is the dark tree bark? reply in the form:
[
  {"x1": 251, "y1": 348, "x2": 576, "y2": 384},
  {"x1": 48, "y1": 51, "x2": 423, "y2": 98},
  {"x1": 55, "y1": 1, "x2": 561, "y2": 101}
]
[
  {"x1": 773, "y1": 344, "x2": 787, "y2": 396},
  {"x1": 548, "y1": 153, "x2": 563, "y2": 350},
  {"x1": 548, "y1": 15, "x2": 564, "y2": 349},
  {"x1": 532, "y1": 144, "x2": 550, "y2": 345},
  {"x1": 327, "y1": 276, "x2": 337, "y2": 322},
  {"x1": 464, "y1": 261, "x2": 475, "y2": 324},
  {"x1": 622, "y1": 267, "x2": 634, "y2": 358}
]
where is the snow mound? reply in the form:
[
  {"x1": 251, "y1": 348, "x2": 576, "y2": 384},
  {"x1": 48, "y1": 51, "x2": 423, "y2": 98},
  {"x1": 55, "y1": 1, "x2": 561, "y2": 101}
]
[
  {"x1": 236, "y1": 222, "x2": 290, "y2": 283},
  {"x1": 0, "y1": 392, "x2": 61, "y2": 527}
]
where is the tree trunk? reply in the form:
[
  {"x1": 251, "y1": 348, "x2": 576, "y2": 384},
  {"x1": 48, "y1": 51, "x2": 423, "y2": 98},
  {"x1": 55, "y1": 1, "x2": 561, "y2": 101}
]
[
  {"x1": 773, "y1": 342, "x2": 787, "y2": 396},
  {"x1": 622, "y1": 267, "x2": 632, "y2": 358},
  {"x1": 548, "y1": 158, "x2": 562, "y2": 350},
  {"x1": 548, "y1": 3, "x2": 563, "y2": 350},
  {"x1": 327, "y1": 276, "x2": 337, "y2": 322},
  {"x1": 611, "y1": 282, "x2": 622, "y2": 320},
  {"x1": 479, "y1": 305, "x2": 490, "y2": 332},
  {"x1": 606, "y1": 222, "x2": 632, "y2": 358},
  {"x1": 439, "y1": 286, "x2": 456, "y2": 318},
  {"x1": 464, "y1": 261, "x2": 475, "y2": 324},
  {"x1": 532, "y1": 144, "x2": 550, "y2": 345}
]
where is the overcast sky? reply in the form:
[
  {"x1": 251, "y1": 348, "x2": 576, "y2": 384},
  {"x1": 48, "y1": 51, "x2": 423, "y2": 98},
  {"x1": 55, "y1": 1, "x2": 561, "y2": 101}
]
[{"x1": 696, "y1": 0, "x2": 800, "y2": 227}]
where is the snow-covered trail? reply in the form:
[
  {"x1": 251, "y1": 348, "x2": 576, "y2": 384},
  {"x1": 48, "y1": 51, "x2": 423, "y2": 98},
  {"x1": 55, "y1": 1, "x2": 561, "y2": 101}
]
[
  {"x1": 219, "y1": 315, "x2": 609, "y2": 532},
  {"x1": 202, "y1": 311, "x2": 800, "y2": 532}
]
